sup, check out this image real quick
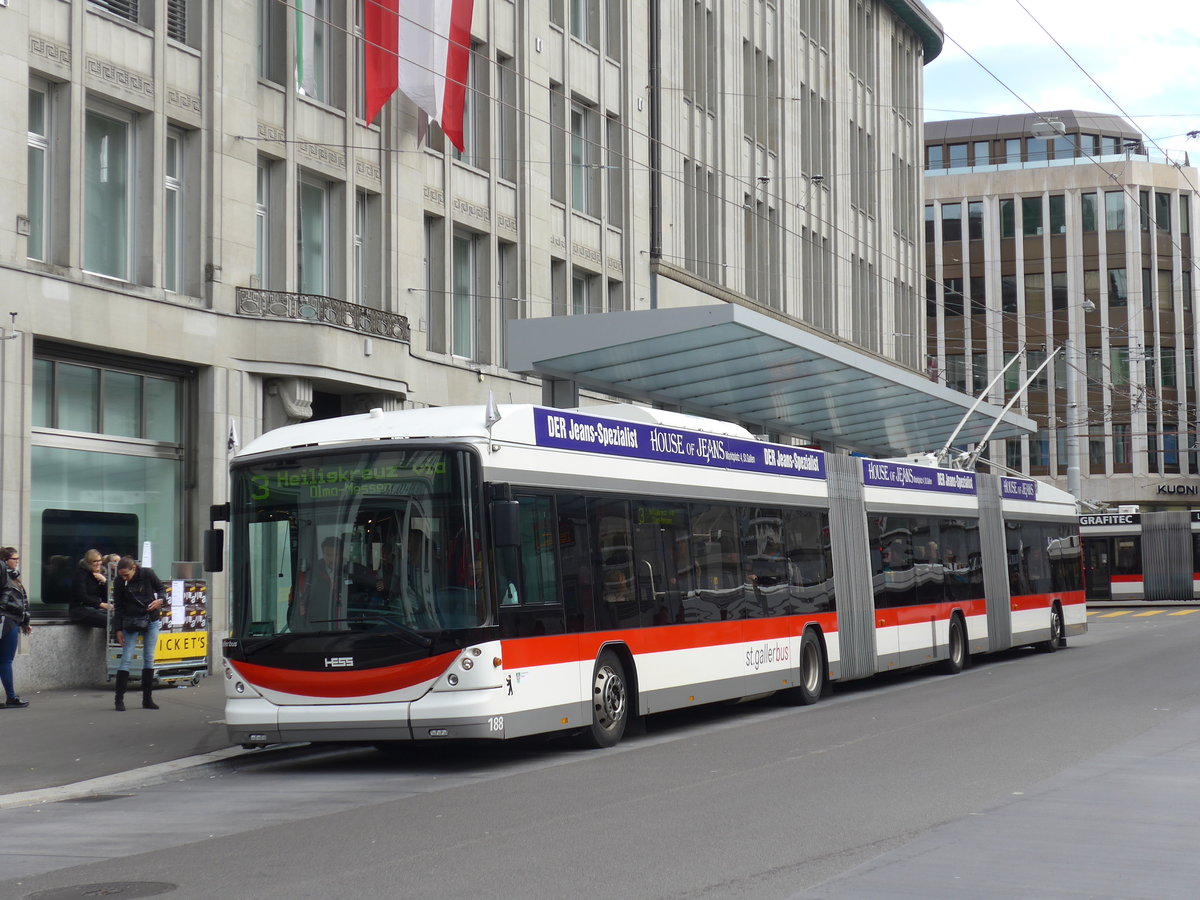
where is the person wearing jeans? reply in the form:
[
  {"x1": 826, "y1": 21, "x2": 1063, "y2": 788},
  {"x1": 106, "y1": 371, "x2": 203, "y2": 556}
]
[
  {"x1": 111, "y1": 556, "x2": 165, "y2": 711},
  {"x1": 0, "y1": 547, "x2": 32, "y2": 708}
]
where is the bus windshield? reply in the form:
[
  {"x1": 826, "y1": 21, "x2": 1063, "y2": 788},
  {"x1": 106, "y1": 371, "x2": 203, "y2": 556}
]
[{"x1": 230, "y1": 447, "x2": 485, "y2": 638}]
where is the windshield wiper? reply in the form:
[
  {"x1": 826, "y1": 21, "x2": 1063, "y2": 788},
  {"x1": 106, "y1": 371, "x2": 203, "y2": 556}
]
[{"x1": 307, "y1": 617, "x2": 434, "y2": 648}]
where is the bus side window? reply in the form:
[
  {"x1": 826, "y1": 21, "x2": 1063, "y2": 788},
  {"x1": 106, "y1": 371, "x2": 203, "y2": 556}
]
[{"x1": 512, "y1": 495, "x2": 559, "y2": 606}]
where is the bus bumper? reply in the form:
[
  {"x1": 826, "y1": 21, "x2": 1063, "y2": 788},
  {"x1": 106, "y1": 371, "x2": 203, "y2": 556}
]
[{"x1": 226, "y1": 689, "x2": 506, "y2": 745}]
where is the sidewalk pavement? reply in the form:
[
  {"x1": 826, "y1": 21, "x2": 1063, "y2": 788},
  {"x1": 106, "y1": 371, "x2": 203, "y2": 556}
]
[{"x1": 0, "y1": 674, "x2": 239, "y2": 803}]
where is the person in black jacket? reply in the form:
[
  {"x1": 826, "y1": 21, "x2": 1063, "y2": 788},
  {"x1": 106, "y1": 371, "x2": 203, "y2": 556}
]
[
  {"x1": 0, "y1": 546, "x2": 32, "y2": 708},
  {"x1": 111, "y1": 556, "x2": 165, "y2": 711},
  {"x1": 70, "y1": 549, "x2": 113, "y2": 629}
]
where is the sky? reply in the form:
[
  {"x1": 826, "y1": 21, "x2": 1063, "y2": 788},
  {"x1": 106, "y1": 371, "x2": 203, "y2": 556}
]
[{"x1": 922, "y1": 0, "x2": 1200, "y2": 159}]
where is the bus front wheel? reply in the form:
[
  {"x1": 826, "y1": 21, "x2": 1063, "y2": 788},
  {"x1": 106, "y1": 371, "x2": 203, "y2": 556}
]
[{"x1": 579, "y1": 650, "x2": 629, "y2": 749}]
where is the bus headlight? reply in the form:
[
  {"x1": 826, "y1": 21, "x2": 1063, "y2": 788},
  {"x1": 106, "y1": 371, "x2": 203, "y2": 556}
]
[
  {"x1": 460, "y1": 657, "x2": 474, "y2": 670},
  {"x1": 447, "y1": 673, "x2": 460, "y2": 686}
]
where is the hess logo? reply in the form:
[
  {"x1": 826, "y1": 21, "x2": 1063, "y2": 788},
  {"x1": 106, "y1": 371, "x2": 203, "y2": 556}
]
[{"x1": 324, "y1": 657, "x2": 354, "y2": 668}]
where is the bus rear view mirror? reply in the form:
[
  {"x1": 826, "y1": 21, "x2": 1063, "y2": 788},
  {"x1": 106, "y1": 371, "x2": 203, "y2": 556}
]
[
  {"x1": 203, "y1": 529, "x2": 225, "y2": 572},
  {"x1": 491, "y1": 500, "x2": 520, "y2": 548}
]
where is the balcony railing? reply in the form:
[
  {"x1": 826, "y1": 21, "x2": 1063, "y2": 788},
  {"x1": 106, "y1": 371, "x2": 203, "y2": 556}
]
[{"x1": 235, "y1": 288, "x2": 410, "y2": 343}]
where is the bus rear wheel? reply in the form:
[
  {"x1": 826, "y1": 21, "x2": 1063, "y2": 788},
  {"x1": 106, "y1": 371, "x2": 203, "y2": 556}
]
[
  {"x1": 781, "y1": 629, "x2": 824, "y2": 706},
  {"x1": 1039, "y1": 606, "x2": 1064, "y2": 653},
  {"x1": 579, "y1": 650, "x2": 629, "y2": 748},
  {"x1": 941, "y1": 615, "x2": 966, "y2": 675}
]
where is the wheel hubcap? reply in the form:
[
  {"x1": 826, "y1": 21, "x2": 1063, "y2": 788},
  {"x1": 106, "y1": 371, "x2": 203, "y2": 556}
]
[
  {"x1": 594, "y1": 665, "x2": 626, "y2": 730},
  {"x1": 802, "y1": 642, "x2": 820, "y2": 692}
]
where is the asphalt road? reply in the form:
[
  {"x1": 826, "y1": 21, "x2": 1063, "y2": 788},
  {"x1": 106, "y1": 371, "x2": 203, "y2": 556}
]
[{"x1": 4, "y1": 608, "x2": 1200, "y2": 899}]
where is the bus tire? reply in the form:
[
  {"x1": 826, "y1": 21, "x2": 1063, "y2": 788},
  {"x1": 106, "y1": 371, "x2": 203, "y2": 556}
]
[
  {"x1": 579, "y1": 650, "x2": 629, "y2": 749},
  {"x1": 781, "y1": 628, "x2": 824, "y2": 706},
  {"x1": 1039, "y1": 606, "x2": 1064, "y2": 653},
  {"x1": 941, "y1": 614, "x2": 966, "y2": 675}
]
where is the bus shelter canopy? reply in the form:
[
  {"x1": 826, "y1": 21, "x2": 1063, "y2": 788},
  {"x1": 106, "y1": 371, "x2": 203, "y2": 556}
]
[{"x1": 507, "y1": 304, "x2": 1035, "y2": 457}]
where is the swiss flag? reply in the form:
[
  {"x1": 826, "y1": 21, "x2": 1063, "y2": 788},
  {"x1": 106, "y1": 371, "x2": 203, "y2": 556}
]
[{"x1": 364, "y1": 0, "x2": 475, "y2": 152}]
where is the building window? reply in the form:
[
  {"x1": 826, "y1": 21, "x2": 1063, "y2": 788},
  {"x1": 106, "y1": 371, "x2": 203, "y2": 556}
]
[
  {"x1": 258, "y1": 0, "x2": 286, "y2": 83},
  {"x1": 607, "y1": 115, "x2": 624, "y2": 227},
  {"x1": 1022, "y1": 196, "x2": 1043, "y2": 236},
  {"x1": 972, "y1": 141, "x2": 989, "y2": 166},
  {"x1": 1089, "y1": 424, "x2": 1106, "y2": 470},
  {"x1": 166, "y1": 0, "x2": 188, "y2": 43},
  {"x1": 1051, "y1": 272, "x2": 1068, "y2": 310},
  {"x1": 1110, "y1": 348, "x2": 1130, "y2": 385},
  {"x1": 941, "y1": 202, "x2": 962, "y2": 242},
  {"x1": 1006, "y1": 439, "x2": 1023, "y2": 470},
  {"x1": 572, "y1": 270, "x2": 601, "y2": 315},
  {"x1": 549, "y1": 84, "x2": 566, "y2": 203},
  {"x1": 948, "y1": 143, "x2": 968, "y2": 168},
  {"x1": 968, "y1": 201, "x2": 984, "y2": 241},
  {"x1": 1105, "y1": 191, "x2": 1124, "y2": 230},
  {"x1": 1049, "y1": 194, "x2": 1066, "y2": 234},
  {"x1": 296, "y1": 0, "x2": 331, "y2": 103},
  {"x1": 1108, "y1": 268, "x2": 1128, "y2": 307},
  {"x1": 452, "y1": 232, "x2": 478, "y2": 359},
  {"x1": 570, "y1": 104, "x2": 599, "y2": 216},
  {"x1": 970, "y1": 275, "x2": 986, "y2": 315},
  {"x1": 924, "y1": 205, "x2": 935, "y2": 243},
  {"x1": 354, "y1": 191, "x2": 381, "y2": 308},
  {"x1": 27, "y1": 86, "x2": 50, "y2": 262},
  {"x1": 1027, "y1": 138, "x2": 1049, "y2": 161},
  {"x1": 605, "y1": 0, "x2": 623, "y2": 62},
  {"x1": 1024, "y1": 273, "x2": 1045, "y2": 315},
  {"x1": 297, "y1": 174, "x2": 330, "y2": 295},
  {"x1": 84, "y1": 108, "x2": 133, "y2": 280},
  {"x1": 453, "y1": 46, "x2": 487, "y2": 170},
  {"x1": 1000, "y1": 274, "x2": 1018, "y2": 313},
  {"x1": 1113, "y1": 423, "x2": 1131, "y2": 466},
  {"x1": 255, "y1": 160, "x2": 271, "y2": 288},
  {"x1": 571, "y1": 0, "x2": 598, "y2": 47},
  {"x1": 1156, "y1": 192, "x2": 1172, "y2": 233},
  {"x1": 945, "y1": 355, "x2": 966, "y2": 392},
  {"x1": 551, "y1": 258, "x2": 567, "y2": 316},
  {"x1": 944, "y1": 277, "x2": 964, "y2": 317},
  {"x1": 90, "y1": 1, "x2": 141, "y2": 25},
  {"x1": 926, "y1": 145, "x2": 943, "y2": 170},
  {"x1": 498, "y1": 55, "x2": 518, "y2": 182},
  {"x1": 1139, "y1": 190, "x2": 1150, "y2": 231},
  {"x1": 999, "y1": 199, "x2": 1015, "y2": 238},
  {"x1": 163, "y1": 129, "x2": 183, "y2": 293},
  {"x1": 30, "y1": 353, "x2": 187, "y2": 612},
  {"x1": 1081, "y1": 192, "x2": 1097, "y2": 233},
  {"x1": 1004, "y1": 138, "x2": 1021, "y2": 163},
  {"x1": 1026, "y1": 349, "x2": 1047, "y2": 390}
]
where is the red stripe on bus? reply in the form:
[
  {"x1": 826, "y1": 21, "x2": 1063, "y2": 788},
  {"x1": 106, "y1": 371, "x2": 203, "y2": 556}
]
[
  {"x1": 230, "y1": 653, "x2": 458, "y2": 698},
  {"x1": 1010, "y1": 590, "x2": 1086, "y2": 612},
  {"x1": 1110, "y1": 575, "x2": 1143, "y2": 583},
  {"x1": 501, "y1": 614, "x2": 839, "y2": 669}
]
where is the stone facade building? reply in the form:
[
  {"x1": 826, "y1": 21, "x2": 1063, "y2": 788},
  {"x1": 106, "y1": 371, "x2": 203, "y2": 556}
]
[{"x1": 2, "y1": 0, "x2": 942, "y2": 687}]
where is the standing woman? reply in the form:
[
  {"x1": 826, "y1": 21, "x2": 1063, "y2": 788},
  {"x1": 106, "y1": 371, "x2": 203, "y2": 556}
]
[
  {"x1": 111, "y1": 556, "x2": 165, "y2": 711},
  {"x1": 0, "y1": 547, "x2": 32, "y2": 708}
]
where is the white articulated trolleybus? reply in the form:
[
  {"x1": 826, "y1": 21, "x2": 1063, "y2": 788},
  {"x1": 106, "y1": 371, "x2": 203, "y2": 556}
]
[{"x1": 208, "y1": 404, "x2": 1086, "y2": 749}]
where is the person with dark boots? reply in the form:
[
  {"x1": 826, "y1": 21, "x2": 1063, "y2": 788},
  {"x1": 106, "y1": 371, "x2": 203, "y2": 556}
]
[{"x1": 111, "y1": 556, "x2": 166, "y2": 711}]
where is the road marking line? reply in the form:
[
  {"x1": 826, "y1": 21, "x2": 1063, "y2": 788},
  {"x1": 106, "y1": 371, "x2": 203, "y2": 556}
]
[
  {"x1": 1098, "y1": 610, "x2": 1132, "y2": 617},
  {"x1": 1133, "y1": 610, "x2": 1164, "y2": 617},
  {"x1": 1168, "y1": 609, "x2": 1200, "y2": 616}
]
